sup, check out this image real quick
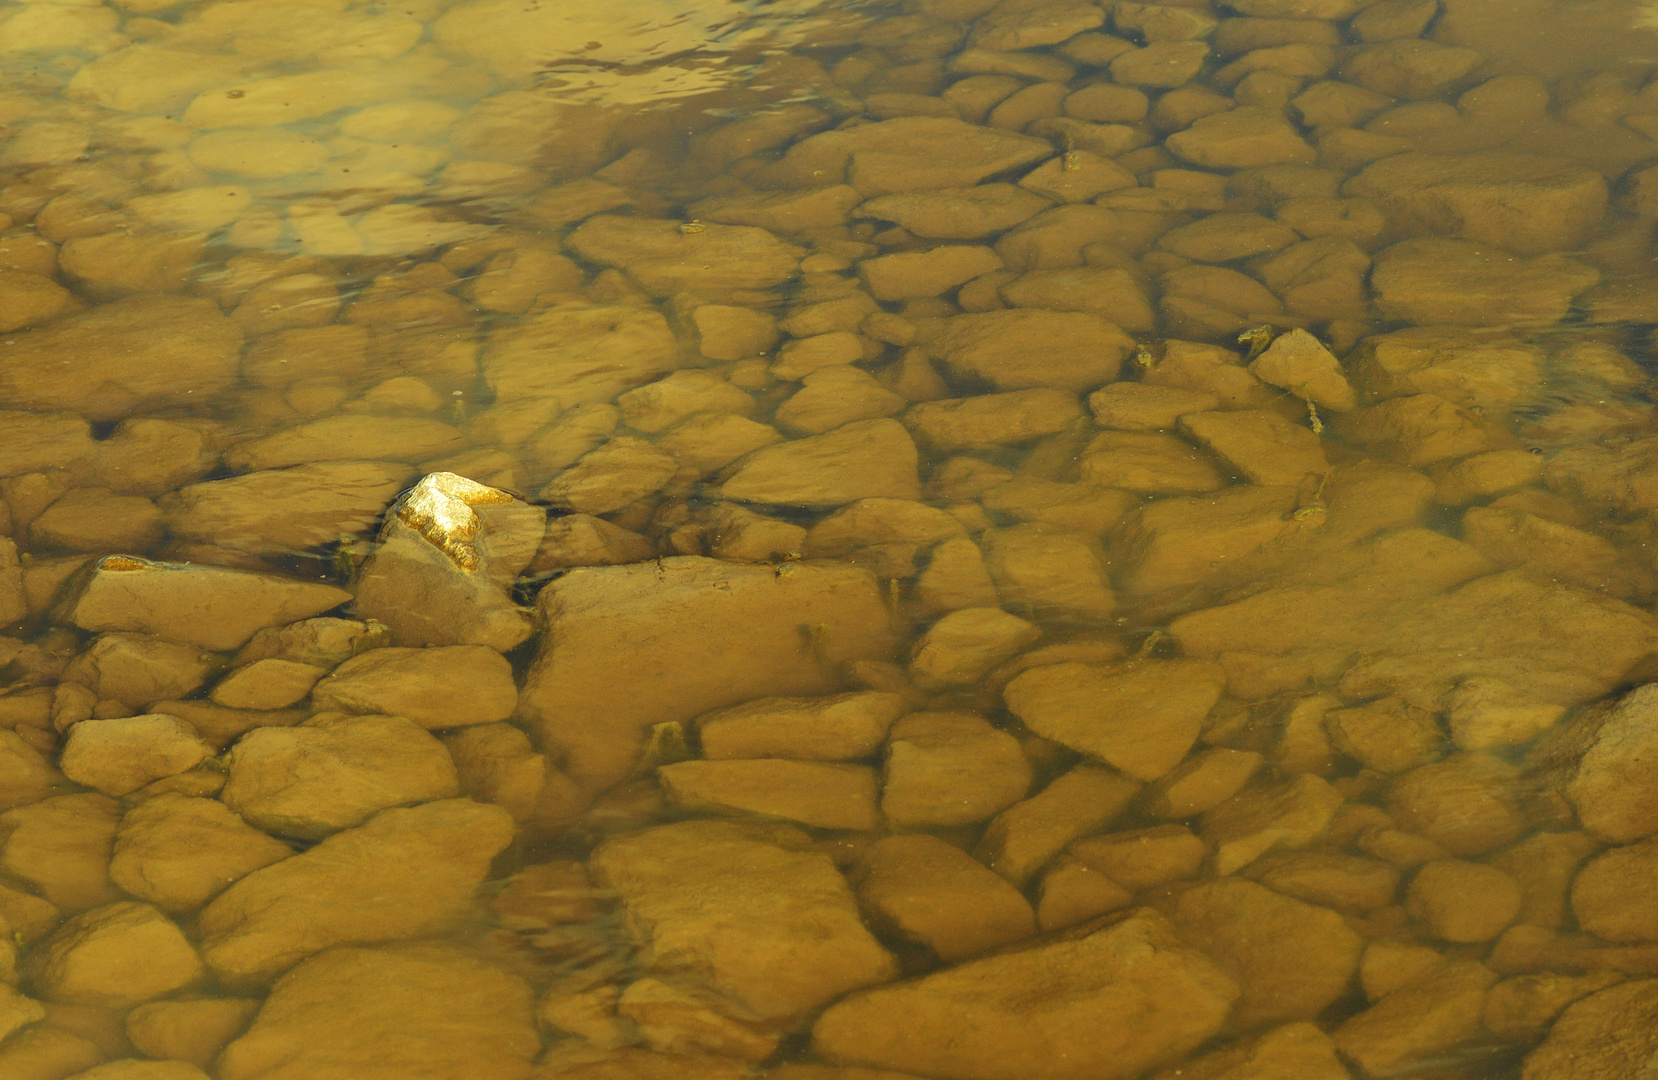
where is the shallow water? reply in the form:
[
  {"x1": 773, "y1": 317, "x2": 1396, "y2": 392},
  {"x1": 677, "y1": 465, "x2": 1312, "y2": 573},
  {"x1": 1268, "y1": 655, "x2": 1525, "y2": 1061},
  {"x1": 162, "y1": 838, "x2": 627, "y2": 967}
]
[{"x1": 4, "y1": 0, "x2": 1658, "y2": 1078}]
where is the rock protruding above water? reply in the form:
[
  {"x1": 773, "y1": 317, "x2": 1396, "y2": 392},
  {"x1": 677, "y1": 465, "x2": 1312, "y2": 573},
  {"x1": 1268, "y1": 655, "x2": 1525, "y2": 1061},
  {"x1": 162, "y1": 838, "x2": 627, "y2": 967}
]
[
  {"x1": 590, "y1": 819, "x2": 897, "y2": 1022},
  {"x1": 812, "y1": 909, "x2": 1237, "y2": 1080},
  {"x1": 518, "y1": 556, "x2": 898, "y2": 792},
  {"x1": 63, "y1": 557, "x2": 351, "y2": 652},
  {"x1": 353, "y1": 472, "x2": 543, "y2": 652}
]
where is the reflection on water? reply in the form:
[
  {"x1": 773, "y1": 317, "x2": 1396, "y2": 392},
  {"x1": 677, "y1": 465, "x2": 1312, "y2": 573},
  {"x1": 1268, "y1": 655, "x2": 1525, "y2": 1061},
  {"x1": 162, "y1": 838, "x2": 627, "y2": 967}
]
[{"x1": 5, "y1": 0, "x2": 1658, "y2": 1077}]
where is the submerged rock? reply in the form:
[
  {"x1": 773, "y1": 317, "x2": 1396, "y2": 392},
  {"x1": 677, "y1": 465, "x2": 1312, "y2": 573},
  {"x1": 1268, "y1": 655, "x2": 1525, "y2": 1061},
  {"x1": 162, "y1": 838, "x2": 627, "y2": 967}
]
[
  {"x1": 197, "y1": 799, "x2": 514, "y2": 987},
  {"x1": 217, "y1": 943, "x2": 539, "y2": 1080},
  {"x1": 310, "y1": 644, "x2": 518, "y2": 730},
  {"x1": 519, "y1": 557, "x2": 897, "y2": 792},
  {"x1": 63, "y1": 557, "x2": 350, "y2": 652},
  {"x1": 812, "y1": 909, "x2": 1237, "y2": 1080},
  {"x1": 352, "y1": 472, "x2": 543, "y2": 652},
  {"x1": 590, "y1": 820, "x2": 896, "y2": 1022}
]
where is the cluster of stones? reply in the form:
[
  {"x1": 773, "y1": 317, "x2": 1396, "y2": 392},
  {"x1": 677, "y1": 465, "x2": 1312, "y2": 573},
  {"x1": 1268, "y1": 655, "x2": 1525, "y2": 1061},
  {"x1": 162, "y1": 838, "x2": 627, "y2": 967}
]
[{"x1": 3, "y1": 0, "x2": 1658, "y2": 1078}]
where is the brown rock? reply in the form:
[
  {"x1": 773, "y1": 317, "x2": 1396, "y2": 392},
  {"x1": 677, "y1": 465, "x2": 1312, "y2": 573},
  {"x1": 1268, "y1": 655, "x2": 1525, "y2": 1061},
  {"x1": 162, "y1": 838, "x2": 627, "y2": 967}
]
[
  {"x1": 812, "y1": 909, "x2": 1238, "y2": 1080},
  {"x1": 197, "y1": 799, "x2": 514, "y2": 987},
  {"x1": 1004, "y1": 660, "x2": 1222, "y2": 780},
  {"x1": 565, "y1": 215, "x2": 800, "y2": 295},
  {"x1": 1148, "y1": 1022, "x2": 1348, "y2": 1080},
  {"x1": 1371, "y1": 239, "x2": 1599, "y2": 326},
  {"x1": 217, "y1": 943, "x2": 539, "y2": 1080},
  {"x1": 1178, "y1": 410, "x2": 1328, "y2": 488},
  {"x1": 590, "y1": 820, "x2": 896, "y2": 1021},
  {"x1": 161, "y1": 462, "x2": 415, "y2": 559},
  {"x1": 1520, "y1": 980, "x2": 1658, "y2": 1080},
  {"x1": 126, "y1": 998, "x2": 260, "y2": 1070},
  {"x1": 980, "y1": 524, "x2": 1115, "y2": 620},
  {"x1": 919, "y1": 310, "x2": 1133, "y2": 393},
  {"x1": 696, "y1": 692, "x2": 907, "y2": 762},
  {"x1": 221, "y1": 715, "x2": 462, "y2": 839},
  {"x1": 1406, "y1": 859, "x2": 1522, "y2": 943},
  {"x1": 1563, "y1": 684, "x2": 1658, "y2": 843},
  {"x1": 519, "y1": 557, "x2": 897, "y2": 792},
  {"x1": 310, "y1": 645, "x2": 518, "y2": 731},
  {"x1": 1334, "y1": 961, "x2": 1497, "y2": 1077},
  {"x1": 1571, "y1": 840, "x2": 1658, "y2": 943},
  {"x1": 975, "y1": 765, "x2": 1140, "y2": 887},
  {"x1": 33, "y1": 902, "x2": 205, "y2": 1008},
  {"x1": 657, "y1": 759, "x2": 881, "y2": 831},
  {"x1": 1072, "y1": 825, "x2": 1208, "y2": 892},
  {"x1": 0, "y1": 296, "x2": 242, "y2": 422},
  {"x1": 881, "y1": 712, "x2": 1032, "y2": 827},
  {"x1": 110, "y1": 795, "x2": 291, "y2": 915},
  {"x1": 719, "y1": 420, "x2": 921, "y2": 508},
  {"x1": 1201, "y1": 774, "x2": 1345, "y2": 874},
  {"x1": 0, "y1": 793, "x2": 121, "y2": 911},
  {"x1": 59, "y1": 716, "x2": 211, "y2": 798},
  {"x1": 483, "y1": 303, "x2": 678, "y2": 409},
  {"x1": 852, "y1": 834, "x2": 1035, "y2": 961}
]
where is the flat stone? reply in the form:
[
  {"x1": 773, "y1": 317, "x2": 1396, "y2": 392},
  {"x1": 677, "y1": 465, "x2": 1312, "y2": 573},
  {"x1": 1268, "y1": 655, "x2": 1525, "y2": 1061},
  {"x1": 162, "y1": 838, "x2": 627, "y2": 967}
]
[
  {"x1": 1166, "y1": 107, "x2": 1316, "y2": 169},
  {"x1": 852, "y1": 834, "x2": 1035, "y2": 962},
  {"x1": 618, "y1": 371, "x2": 754, "y2": 434},
  {"x1": 59, "y1": 715, "x2": 211, "y2": 797},
  {"x1": 65, "y1": 556, "x2": 351, "y2": 651},
  {"x1": 688, "y1": 185, "x2": 861, "y2": 234},
  {"x1": 859, "y1": 245, "x2": 1003, "y2": 302},
  {"x1": 0, "y1": 411, "x2": 98, "y2": 477},
  {"x1": 161, "y1": 462, "x2": 415, "y2": 557},
  {"x1": 1521, "y1": 980, "x2": 1658, "y2": 1080},
  {"x1": 61, "y1": 633, "x2": 217, "y2": 709},
  {"x1": 222, "y1": 416, "x2": 465, "y2": 472},
  {"x1": 975, "y1": 765, "x2": 1140, "y2": 887},
  {"x1": 774, "y1": 367, "x2": 907, "y2": 437},
  {"x1": 1564, "y1": 684, "x2": 1658, "y2": 843},
  {"x1": 1005, "y1": 660, "x2": 1222, "y2": 780},
  {"x1": 1113, "y1": 485, "x2": 1300, "y2": 595},
  {"x1": 1333, "y1": 960, "x2": 1497, "y2": 1077},
  {"x1": 856, "y1": 184, "x2": 1053, "y2": 240},
  {"x1": 197, "y1": 799, "x2": 514, "y2": 988},
  {"x1": 1371, "y1": 238, "x2": 1599, "y2": 326},
  {"x1": 980, "y1": 524, "x2": 1115, "y2": 620},
  {"x1": 217, "y1": 943, "x2": 539, "y2": 1080},
  {"x1": 719, "y1": 419, "x2": 921, "y2": 508},
  {"x1": 210, "y1": 660, "x2": 325, "y2": 711},
  {"x1": 905, "y1": 390, "x2": 1084, "y2": 451},
  {"x1": 920, "y1": 310, "x2": 1133, "y2": 392},
  {"x1": 1345, "y1": 152, "x2": 1607, "y2": 256},
  {"x1": 881, "y1": 712, "x2": 1032, "y2": 828},
  {"x1": 110, "y1": 794, "x2": 292, "y2": 915},
  {"x1": 222, "y1": 715, "x2": 462, "y2": 840},
  {"x1": 29, "y1": 489, "x2": 162, "y2": 553},
  {"x1": 1163, "y1": 878, "x2": 1364, "y2": 1026},
  {"x1": 566, "y1": 215, "x2": 800, "y2": 295},
  {"x1": 696, "y1": 692, "x2": 908, "y2": 762},
  {"x1": 519, "y1": 557, "x2": 897, "y2": 792},
  {"x1": 1158, "y1": 213, "x2": 1299, "y2": 262},
  {"x1": 0, "y1": 792, "x2": 122, "y2": 911},
  {"x1": 590, "y1": 820, "x2": 896, "y2": 1021},
  {"x1": 760, "y1": 117, "x2": 1051, "y2": 197},
  {"x1": 125, "y1": 998, "x2": 263, "y2": 1071},
  {"x1": 812, "y1": 909, "x2": 1237, "y2": 1080},
  {"x1": 0, "y1": 296, "x2": 242, "y2": 421},
  {"x1": 1148, "y1": 1023, "x2": 1348, "y2": 1080},
  {"x1": 909, "y1": 607, "x2": 1041, "y2": 689},
  {"x1": 310, "y1": 645, "x2": 518, "y2": 731},
  {"x1": 542, "y1": 438, "x2": 677, "y2": 514},
  {"x1": 1571, "y1": 840, "x2": 1658, "y2": 943},
  {"x1": 482, "y1": 303, "x2": 679, "y2": 408},
  {"x1": 0, "y1": 729, "x2": 54, "y2": 811},
  {"x1": 657, "y1": 759, "x2": 880, "y2": 831},
  {"x1": 1178, "y1": 409, "x2": 1329, "y2": 487},
  {"x1": 1201, "y1": 775, "x2": 1345, "y2": 874},
  {"x1": 999, "y1": 267, "x2": 1156, "y2": 332},
  {"x1": 1342, "y1": 39, "x2": 1483, "y2": 99},
  {"x1": 1077, "y1": 430, "x2": 1227, "y2": 494},
  {"x1": 34, "y1": 901, "x2": 205, "y2": 1008}
]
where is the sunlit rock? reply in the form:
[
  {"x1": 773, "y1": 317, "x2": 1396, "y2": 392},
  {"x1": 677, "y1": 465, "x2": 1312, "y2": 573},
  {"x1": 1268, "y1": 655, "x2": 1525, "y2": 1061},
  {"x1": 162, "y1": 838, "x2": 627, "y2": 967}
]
[{"x1": 352, "y1": 473, "x2": 543, "y2": 652}]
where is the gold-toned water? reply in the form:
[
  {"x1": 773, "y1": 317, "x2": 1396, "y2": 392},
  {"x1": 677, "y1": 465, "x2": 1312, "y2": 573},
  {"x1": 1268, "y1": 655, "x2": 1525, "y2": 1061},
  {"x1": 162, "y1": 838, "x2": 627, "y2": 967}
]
[{"x1": 3, "y1": 0, "x2": 1658, "y2": 1078}]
